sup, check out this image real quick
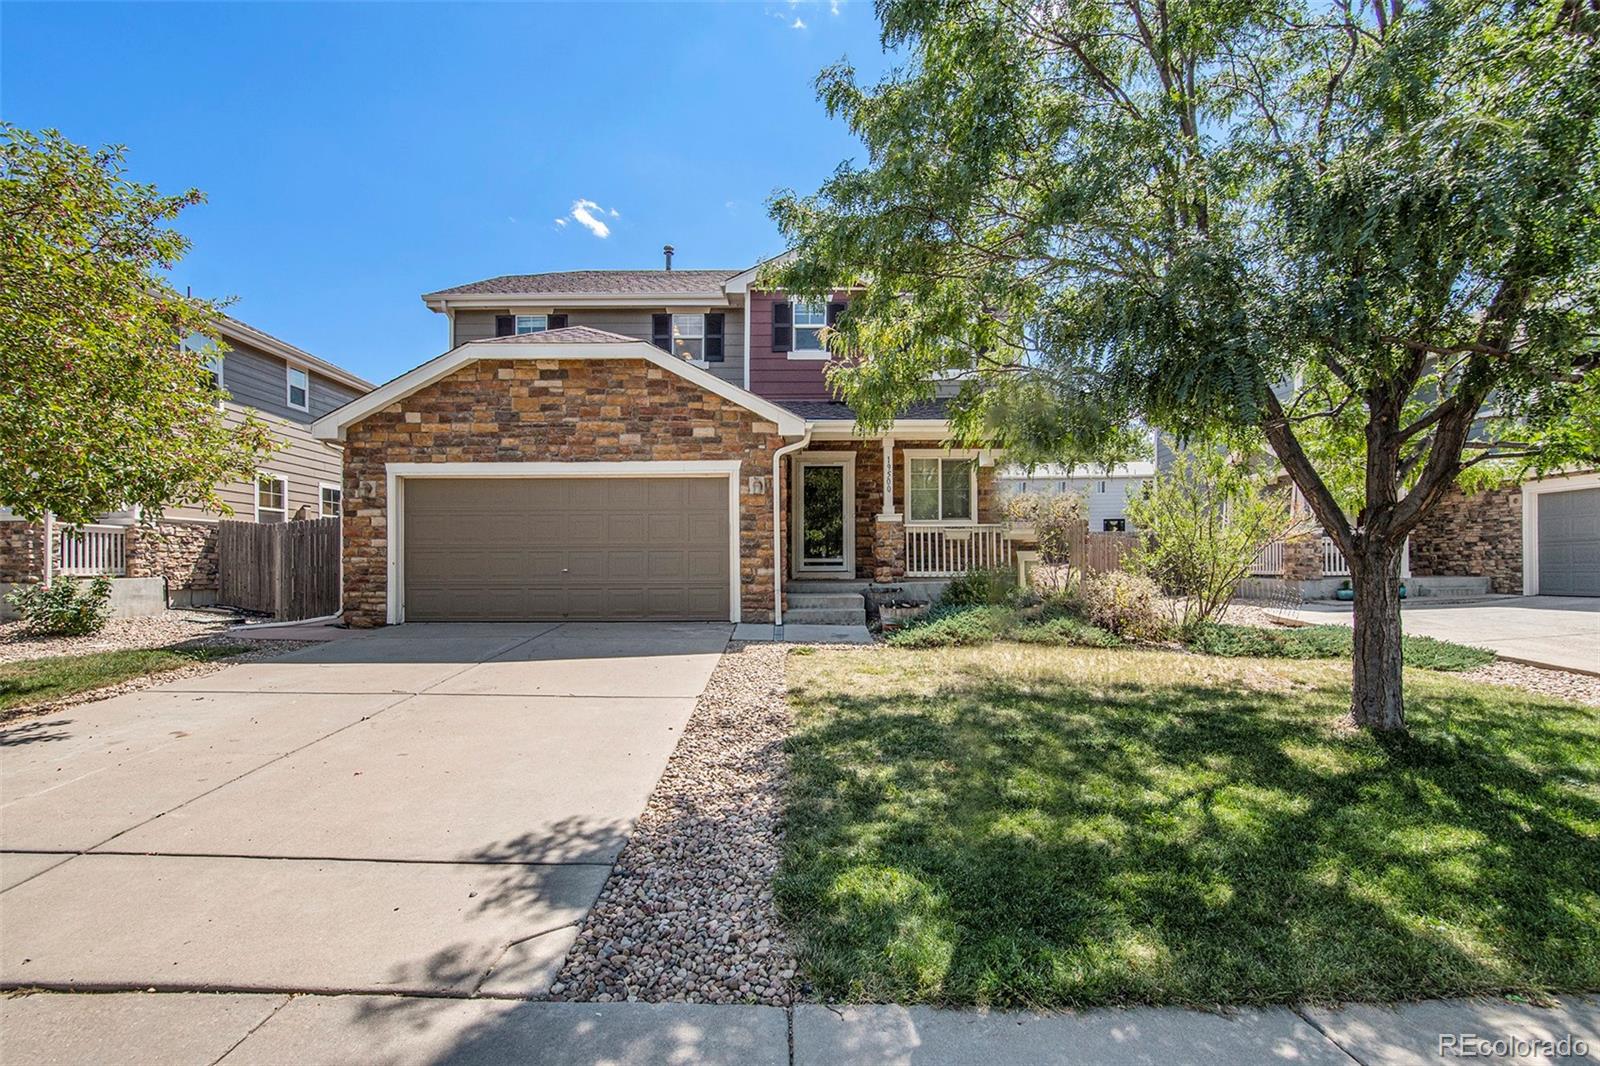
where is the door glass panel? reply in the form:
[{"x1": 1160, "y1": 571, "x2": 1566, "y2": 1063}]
[{"x1": 802, "y1": 465, "x2": 845, "y2": 564}]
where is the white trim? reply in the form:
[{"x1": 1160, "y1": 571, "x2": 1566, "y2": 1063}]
[
  {"x1": 285, "y1": 364, "x2": 310, "y2": 412},
  {"x1": 514, "y1": 313, "x2": 549, "y2": 335},
  {"x1": 255, "y1": 473, "x2": 289, "y2": 523},
  {"x1": 807, "y1": 418, "x2": 952, "y2": 440},
  {"x1": 788, "y1": 297, "x2": 829, "y2": 360},
  {"x1": 318, "y1": 481, "x2": 343, "y2": 519},
  {"x1": 1520, "y1": 470, "x2": 1600, "y2": 595},
  {"x1": 383, "y1": 461, "x2": 744, "y2": 625},
  {"x1": 212, "y1": 316, "x2": 372, "y2": 392},
  {"x1": 882, "y1": 435, "x2": 896, "y2": 516},
  {"x1": 724, "y1": 252, "x2": 794, "y2": 295},
  {"x1": 903, "y1": 449, "x2": 980, "y2": 525},
  {"x1": 790, "y1": 451, "x2": 857, "y2": 578},
  {"x1": 314, "y1": 337, "x2": 805, "y2": 441},
  {"x1": 742, "y1": 296, "x2": 753, "y2": 391},
  {"x1": 424, "y1": 292, "x2": 733, "y2": 312}
]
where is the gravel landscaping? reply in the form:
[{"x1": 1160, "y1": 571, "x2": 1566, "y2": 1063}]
[
  {"x1": 552, "y1": 640, "x2": 797, "y2": 1006},
  {"x1": 0, "y1": 608, "x2": 244, "y2": 664},
  {"x1": 1458, "y1": 659, "x2": 1600, "y2": 706}
]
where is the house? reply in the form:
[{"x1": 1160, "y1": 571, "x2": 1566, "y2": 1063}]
[
  {"x1": 997, "y1": 461, "x2": 1156, "y2": 532},
  {"x1": 311, "y1": 255, "x2": 1015, "y2": 628},
  {"x1": 0, "y1": 315, "x2": 372, "y2": 614}
]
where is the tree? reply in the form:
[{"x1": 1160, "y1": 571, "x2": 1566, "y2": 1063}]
[
  {"x1": 768, "y1": 0, "x2": 1600, "y2": 731},
  {"x1": 0, "y1": 125, "x2": 273, "y2": 529},
  {"x1": 1126, "y1": 447, "x2": 1299, "y2": 628}
]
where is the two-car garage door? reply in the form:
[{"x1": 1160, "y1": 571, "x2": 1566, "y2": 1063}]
[{"x1": 403, "y1": 477, "x2": 730, "y2": 621}]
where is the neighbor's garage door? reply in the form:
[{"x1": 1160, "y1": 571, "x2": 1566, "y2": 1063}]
[
  {"x1": 1538, "y1": 488, "x2": 1600, "y2": 596},
  {"x1": 403, "y1": 477, "x2": 730, "y2": 621}
]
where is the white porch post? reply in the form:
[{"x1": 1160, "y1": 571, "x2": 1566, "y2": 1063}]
[{"x1": 881, "y1": 436, "x2": 895, "y2": 515}]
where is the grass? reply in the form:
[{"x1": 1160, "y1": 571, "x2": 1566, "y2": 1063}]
[
  {"x1": 1186, "y1": 622, "x2": 1497, "y2": 671},
  {"x1": 779, "y1": 644, "x2": 1600, "y2": 1008},
  {"x1": 0, "y1": 644, "x2": 250, "y2": 714}
]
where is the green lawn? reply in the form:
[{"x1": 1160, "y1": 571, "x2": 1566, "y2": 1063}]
[
  {"x1": 780, "y1": 644, "x2": 1600, "y2": 1008},
  {"x1": 0, "y1": 644, "x2": 250, "y2": 714}
]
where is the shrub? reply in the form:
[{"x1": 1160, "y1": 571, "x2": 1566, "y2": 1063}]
[
  {"x1": 1001, "y1": 491, "x2": 1087, "y2": 594},
  {"x1": 939, "y1": 567, "x2": 1023, "y2": 607},
  {"x1": 1183, "y1": 622, "x2": 1495, "y2": 671},
  {"x1": 1011, "y1": 614, "x2": 1122, "y2": 648},
  {"x1": 888, "y1": 604, "x2": 1014, "y2": 647},
  {"x1": 1076, "y1": 570, "x2": 1168, "y2": 640},
  {"x1": 5, "y1": 576, "x2": 113, "y2": 636}
]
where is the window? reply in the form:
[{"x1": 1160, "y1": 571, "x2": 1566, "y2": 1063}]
[
  {"x1": 906, "y1": 456, "x2": 975, "y2": 522},
  {"x1": 671, "y1": 314, "x2": 704, "y2": 361},
  {"x1": 1096, "y1": 480, "x2": 1108, "y2": 494},
  {"x1": 320, "y1": 484, "x2": 342, "y2": 519},
  {"x1": 792, "y1": 299, "x2": 827, "y2": 354},
  {"x1": 1103, "y1": 518, "x2": 1127, "y2": 532},
  {"x1": 515, "y1": 314, "x2": 548, "y2": 335},
  {"x1": 286, "y1": 366, "x2": 309, "y2": 411},
  {"x1": 256, "y1": 475, "x2": 288, "y2": 523}
]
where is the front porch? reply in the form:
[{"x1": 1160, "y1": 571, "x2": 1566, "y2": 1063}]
[{"x1": 780, "y1": 437, "x2": 1021, "y2": 586}]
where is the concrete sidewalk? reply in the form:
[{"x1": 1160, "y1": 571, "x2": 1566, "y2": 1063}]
[
  {"x1": 1266, "y1": 595, "x2": 1600, "y2": 674},
  {"x1": 1, "y1": 992, "x2": 1594, "y2": 1065}
]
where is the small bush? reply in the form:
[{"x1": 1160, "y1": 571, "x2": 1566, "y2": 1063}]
[
  {"x1": 939, "y1": 567, "x2": 1024, "y2": 608},
  {"x1": 5, "y1": 576, "x2": 114, "y2": 637},
  {"x1": 1076, "y1": 571, "x2": 1168, "y2": 640},
  {"x1": 1183, "y1": 622, "x2": 1495, "y2": 671},
  {"x1": 888, "y1": 604, "x2": 1014, "y2": 647},
  {"x1": 1011, "y1": 615, "x2": 1122, "y2": 648}
]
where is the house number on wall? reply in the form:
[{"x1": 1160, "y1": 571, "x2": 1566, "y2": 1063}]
[{"x1": 748, "y1": 475, "x2": 768, "y2": 495}]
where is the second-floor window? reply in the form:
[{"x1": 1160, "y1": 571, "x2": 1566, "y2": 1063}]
[
  {"x1": 515, "y1": 314, "x2": 548, "y2": 334},
  {"x1": 1104, "y1": 518, "x2": 1127, "y2": 532},
  {"x1": 286, "y1": 366, "x2": 309, "y2": 411},
  {"x1": 671, "y1": 314, "x2": 704, "y2": 361},
  {"x1": 792, "y1": 299, "x2": 827, "y2": 354}
]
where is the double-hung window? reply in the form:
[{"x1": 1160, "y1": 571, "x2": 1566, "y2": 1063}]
[
  {"x1": 671, "y1": 314, "x2": 705, "y2": 361},
  {"x1": 257, "y1": 475, "x2": 288, "y2": 523},
  {"x1": 320, "y1": 483, "x2": 342, "y2": 519},
  {"x1": 286, "y1": 366, "x2": 309, "y2": 411},
  {"x1": 792, "y1": 299, "x2": 827, "y2": 355},
  {"x1": 906, "y1": 456, "x2": 975, "y2": 522},
  {"x1": 515, "y1": 314, "x2": 548, "y2": 334}
]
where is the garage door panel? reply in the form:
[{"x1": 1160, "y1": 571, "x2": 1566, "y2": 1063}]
[
  {"x1": 1539, "y1": 488, "x2": 1599, "y2": 596},
  {"x1": 404, "y1": 476, "x2": 730, "y2": 620}
]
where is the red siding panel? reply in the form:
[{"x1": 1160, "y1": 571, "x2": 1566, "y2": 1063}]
[{"x1": 748, "y1": 291, "x2": 849, "y2": 400}]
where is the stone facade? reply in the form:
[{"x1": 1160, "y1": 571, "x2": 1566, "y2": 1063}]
[
  {"x1": 338, "y1": 357, "x2": 791, "y2": 627},
  {"x1": 1408, "y1": 483, "x2": 1523, "y2": 594},
  {"x1": 0, "y1": 521, "x2": 49, "y2": 585},
  {"x1": 127, "y1": 519, "x2": 220, "y2": 596},
  {"x1": 1283, "y1": 535, "x2": 1324, "y2": 582}
]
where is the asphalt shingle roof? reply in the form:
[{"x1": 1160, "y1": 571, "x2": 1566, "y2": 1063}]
[
  {"x1": 776, "y1": 399, "x2": 952, "y2": 421},
  {"x1": 471, "y1": 326, "x2": 641, "y2": 345},
  {"x1": 429, "y1": 270, "x2": 744, "y2": 297}
]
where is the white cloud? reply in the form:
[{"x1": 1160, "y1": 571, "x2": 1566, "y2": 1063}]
[
  {"x1": 553, "y1": 217, "x2": 567, "y2": 228},
  {"x1": 569, "y1": 199, "x2": 612, "y2": 239},
  {"x1": 791, "y1": 16, "x2": 806, "y2": 28},
  {"x1": 830, "y1": 0, "x2": 841, "y2": 14},
  {"x1": 609, "y1": 208, "x2": 620, "y2": 218}
]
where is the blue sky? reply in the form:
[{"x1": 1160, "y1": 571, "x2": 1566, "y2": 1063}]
[{"x1": 3, "y1": 1, "x2": 894, "y2": 383}]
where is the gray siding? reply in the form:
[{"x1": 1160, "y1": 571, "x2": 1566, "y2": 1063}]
[
  {"x1": 221, "y1": 340, "x2": 361, "y2": 422},
  {"x1": 999, "y1": 475, "x2": 1151, "y2": 531},
  {"x1": 451, "y1": 306, "x2": 746, "y2": 387}
]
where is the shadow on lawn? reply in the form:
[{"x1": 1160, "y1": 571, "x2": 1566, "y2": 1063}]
[{"x1": 777, "y1": 661, "x2": 1600, "y2": 1008}]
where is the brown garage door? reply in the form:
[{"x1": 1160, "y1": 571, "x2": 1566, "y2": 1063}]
[{"x1": 403, "y1": 477, "x2": 730, "y2": 621}]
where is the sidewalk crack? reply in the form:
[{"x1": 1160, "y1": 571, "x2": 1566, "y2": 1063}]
[{"x1": 1291, "y1": 1004, "x2": 1367, "y2": 1065}]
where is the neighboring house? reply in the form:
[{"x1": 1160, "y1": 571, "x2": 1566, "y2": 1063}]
[
  {"x1": 998, "y1": 462, "x2": 1156, "y2": 532},
  {"x1": 0, "y1": 315, "x2": 372, "y2": 613},
  {"x1": 314, "y1": 255, "x2": 1014, "y2": 627}
]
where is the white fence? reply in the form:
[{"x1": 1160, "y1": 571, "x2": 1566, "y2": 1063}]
[
  {"x1": 58, "y1": 525, "x2": 128, "y2": 576},
  {"x1": 1321, "y1": 537, "x2": 1350, "y2": 577},
  {"x1": 1250, "y1": 540, "x2": 1285, "y2": 576},
  {"x1": 906, "y1": 524, "x2": 1014, "y2": 577}
]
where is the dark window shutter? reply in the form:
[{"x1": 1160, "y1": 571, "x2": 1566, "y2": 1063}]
[
  {"x1": 704, "y1": 313, "x2": 725, "y2": 362},
  {"x1": 494, "y1": 314, "x2": 515, "y2": 337},
  {"x1": 771, "y1": 299, "x2": 792, "y2": 353},
  {"x1": 651, "y1": 313, "x2": 672, "y2": 352},
  {"x1": 827, "y1": 300, "x2": 846, "y2": 326},
  {"x1": 547, "y1": 313, "x2": 568, "y2": 330}
]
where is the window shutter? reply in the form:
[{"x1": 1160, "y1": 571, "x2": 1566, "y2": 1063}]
[
  {"x1": 827, "y1": 300, "x2": 846, "y2": 326},
  {"x1": 547, "y1": 313, "x2": 568, "y2": 330},
  {"x1": 494, "y1": 315, "x2": 515, "y2": 337},
  {"x1": 651, "y1": 313, "x2": 672, "y2": 352},
  {"x1": 771, "y1": 300, "x2": 792, "y2": 353},
  {"x1": 704, "y1": 313, "x2": 725, "y2": 363}
]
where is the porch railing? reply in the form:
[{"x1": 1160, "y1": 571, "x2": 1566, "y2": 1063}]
[
  {"x1": 905, "y1": 523, "x2": 1014, "y2": 577},
  {"x1": 1321, "y1": 536, "x2": 1350, "y2": 577},
  {"x1": 58, "y1": 525, "x2": 127, "y2": 576},
  {"x1": 1250, "y1": 540, "x2": 1285, "y2": 576}
]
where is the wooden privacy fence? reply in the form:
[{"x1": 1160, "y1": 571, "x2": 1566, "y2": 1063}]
[
  {"x1": 218, "y1": 517, "x2": 340, "y2": 620},
  {"x1": 1062, "y1": 523, "x2": 1140, "y2": 574}
]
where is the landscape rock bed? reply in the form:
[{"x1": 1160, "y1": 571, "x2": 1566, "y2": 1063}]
[
  {"x1": 551, "y1": 640, "x2": 797, "y2": 1005},
  {"x1": 1458, "y1": 659, "x2": 1600, "y2": 707},
  {"x1": 0, "y1": 608, "x2": 242, "y2": 664}
]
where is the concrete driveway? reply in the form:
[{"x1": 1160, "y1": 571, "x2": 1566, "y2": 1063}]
[
  {"x1": 0, "y1": 621, "x2": 729, "y2": 998},
  {"x1": 1271, "y1": 595, "x2": 1600, "y2": 673}
]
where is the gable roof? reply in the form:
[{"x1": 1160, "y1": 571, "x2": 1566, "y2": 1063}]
[
  {"x1": 424, "y1": 270, "x2": 743, "y2": 298},
  {"x1": 211, "y1": 314, "x2": 373, "y2": 392},
  {"x1": 311, "y1": 328, "x2": 806, "y2": 441}
]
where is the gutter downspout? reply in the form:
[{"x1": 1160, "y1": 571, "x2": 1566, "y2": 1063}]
[{"x1": 772, "y1": 427, "x2": 813, "y2": 627}]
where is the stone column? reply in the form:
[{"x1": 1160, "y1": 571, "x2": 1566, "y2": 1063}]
[
  {"x1": 1282, "y1": 535, "x2": 1324, "y2": 582},
  {"x1": 873, "y1": 514, "x2": 905, "y2": 583}
]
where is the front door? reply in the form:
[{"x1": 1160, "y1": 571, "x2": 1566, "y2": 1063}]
[{"x1": 792, "y1": 453, "x2": 855, "y2": 577}]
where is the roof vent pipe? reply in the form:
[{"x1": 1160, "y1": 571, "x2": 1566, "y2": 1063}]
[{"x1": 663, "y1": 245, "x2": 674, "y2": 271}]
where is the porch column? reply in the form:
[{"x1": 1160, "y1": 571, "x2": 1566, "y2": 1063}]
[{"x1": 874, "y1": 437, "x2": 903, "y2": 581}]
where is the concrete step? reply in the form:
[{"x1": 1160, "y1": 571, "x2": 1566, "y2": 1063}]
[
  {"x1": 784, "y1": 607, "x2": 868, "y2": 626},
  {"x1": 786, "y1": 580, "x2": 870, "y2": 595},
  {"x1": 786, "y1": 592, "x2": 868, "y2": 610}
]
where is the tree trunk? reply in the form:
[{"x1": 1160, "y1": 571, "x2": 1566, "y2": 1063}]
[{"x1": 1348, "y1": 538, "x2": 1406, "y2": 731}]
